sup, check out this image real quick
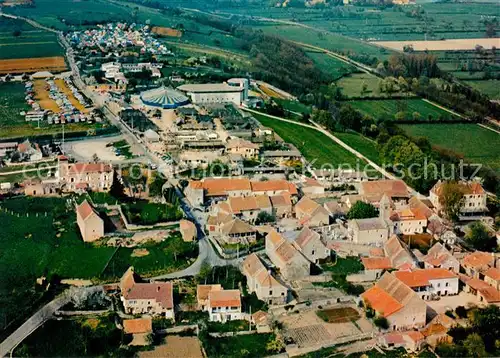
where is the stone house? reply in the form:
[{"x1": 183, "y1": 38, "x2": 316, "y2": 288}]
[
  {"x1": 361, "y1": 257, "x2": 392, "y2": 280},
  {"x1": 225, "y1": 195, "x2": 273, "y2": 223},
  {"x1": 219, "y1": 218, "x2": 257, "y2": 245},
  {"x1": 197, "y1": 284, "x2": 222, "y2": 311},
  {"x1": 226, "y1": 138, "x2": 260, "y2": 159},
  {"x1": 384, "y1": 235, "x2": 418, "y2": 270},
  {"x1": 484, "y1": 267, "x2": 500, "y2": 290},
  {"x1": 265, "y1": 230, "x2": 310, "y2": 281},
  {"x1": 76, "y1": 200, "x2": 104, "y2": 243},
  {"x1": 460, "y1": 251, "x2": 495, "y2": 278},
  {"x1": 292, "y1": 227, "x2": 330, "y2": 264},
  {"x1": 421, "y1": 243, "x2": 459, "y2": 273},
  {"x1": 362, "y1": 272, "x2": 427, "y2": 331},
  {"x1": 270, "y1": 193, "x2": 293, "y2": 218},
  {"x1": 294, "y1": 196, "x2": 330, "y2": 228},
  {"x1": 120, "y1": 267, "x2": 175, "y2": 319},
  {"x1": 59, "y1": 159, "x2": 113, "y2": 193},
  {"x1": 348, "y1": 217, "x2": 390, "y2": 245},
  {"x1": 242, "y1": 253, "x2": 288, "y2": 305}
]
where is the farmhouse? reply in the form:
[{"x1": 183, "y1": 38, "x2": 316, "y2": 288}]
[
  {"x1": 59, "y1": 158, "x2": 113, "y2": 192},
  {"x1": 205, "y1": 288, "x2": 243, "y2": 322},
  {"x1": 430, "y1": 180, "x2": 488, "y2": 219},
  {"x1": 384, "y1": 235, "x2": 418, "y2": 270},
  {"x1": 76, "y1": 200, "x2": 104, "y2": 243},
  {"x1": 348, "y1": 217, "x2": 390, "y2": 245},
  {"x1": 120, "y1": 267, "x2": 175, "y2": 319},
  {"x1": 226, "y1": 138, "x2": 260, "y2": 159},
  {"x1": 394, "y1": 268, "x2": 459, "y2": 300},
  {"x1": 460, "y1": 251, "x2": 495, "y2": 278},
  {"x1": 242, "y1": 253, "x2": 288, "y2": 305},
  {"x1": 362, "y1": 272, "x2": 427, "y2": 331},
  {"x1": 359, "y1": 180, "x2": 409, "y2": 207},
  {"x1": 265, "y1": 230, "x2": 310, "y2": 281}
]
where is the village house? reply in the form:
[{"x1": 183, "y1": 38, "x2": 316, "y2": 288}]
[
  {"x1": 251, "y1": 180, "x2": 298, "y2": 197},
  {"x1": 120, "y1": 267, "x2": 175, "y2": 319},
  {"x1": 24, "y1": 180, "x2": 60, "y2": 197},
  {"x1": 384, "y1": 235, "x2": 418, "y2": 270},
  {"x1": 484, "y1": 267, "x2": 500, "y2": 290},
  {"x1": 460, "y1": 251, "x2": 495, "y2": 278},
  {"x1": 225, "y1": 195, "x2": 273, "y2": 223},
  {"x1": 226, "y1": 138, "x2": 260, "y2": 159},
  {"x1": 59, "y1": 158, "x2": 113, "y2": 192},
  {"x1": 294, "y1": 196, "x2": 330, "y2": 228},
  {"x1": 266, "y1": 230, "x2": 310, "y2": 281},
  {"x1": 361, "y1": 257, "x2": 392, "y2": 280},
  {"x1": 462, "y1": 276, "x2": 500, "y2": 305},
  {"x1": 389, "y1": 208, "x2": 427, "y2": 235},
  {"x1": 430, "y1": 180, "x2": 488, "y2": 219},
  {"x1": 299, "y1": 177, "x2": 325, "y2": 197},
  {"x1": 292, "y1": 227, "x2": 330, "y2": 264},
  {"x1": 252, "y1": 310, "x2": 271, "y2": 332},
  {"x1": 15, "y1": 140, "x2": 43, "y2": 162},
  {"x1": 323, "y1": 200, "x2": 347, "y2": 219},
  {"x1": 219, "y1": 218, "x2": 257, "y2": 245},
  {"x1": 359, "y1": 180, "x2": 410, "y2": 207},
  {"x1": 242, "y1": 253, "x2": 288, "y2": 305},
  {"x1": 378, "y1": 331, "x2": 425, "y2": 352},
  {"x1": 348, "y1": 217, "x2": 390, "y2": 245},
  {"x1": 206, "y1": 211, "x2": 233, "y2": 236},
  {"x1": 197, "y1": 284, "x2": 222, "y2": 311},
  {"x1": 270, "y1": 193, "x2": 293, "y2": 218},
  {"x1": 206, "y1": 288, "x2": 243, "y2": 322},
  {"x1": 76, "y1": 200, "x2": 104, "y2": 242},
  {"x1": 420, "y1": 313, "x2": 455, "y2": 348},
  {"x1": 362, "y1": 272, "x2": 427, "y2": 331},
  {"x1": 421, "y1": 242, "x2": 460, "y2": 273},
  {"x1": 394, "y1": 268, "x2": 459, "y2": 300}
]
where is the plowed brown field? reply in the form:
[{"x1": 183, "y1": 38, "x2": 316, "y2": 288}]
[
  {"x1": 0, "y1": 56, "x2": 66, "y2": 74},
  {"x1": 151, "y1": 26, "x2": 182, "y2": 38}
]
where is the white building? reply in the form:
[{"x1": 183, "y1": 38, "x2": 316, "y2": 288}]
[
  {"x1": 394, "y1": 268, "x2": 459, "y2": 300},
  {"x1": 430, "y1": 180, "x2": 488, "y2": 219},
  {"x1": 178, "y1": 79, "x2": 248, "y2": 105},
  {"x1": 206, "y1": 288, "x2": 243, "y2": 322}
]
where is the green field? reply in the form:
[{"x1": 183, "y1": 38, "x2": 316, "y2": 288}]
[
  {"x1": 253, "y1": 112, "x2": 365, "y2": 169},
  {"x1": 307, "y1": 51, "x2": 356, "y2": 80},
  {"x1": 0, "y1": 17, "x2": 63, "y2": 59},
  {"x1": 336, "y1": 73, "x2": 414, "y2": 99},
  {"x1": 334, "y1": 131, "x2": 380, "y2": 164},
  {"x1": 347, "y1": 98, "x2": 459, "y2": 121},
  {"x1": 0, "y1": 196, "x2": 193, "y2": 331},
  {"x1": 400, "y1": 123, "x2": 500, "y2": 173},
  {"x1": 464, "y1": 80, "x2": 500, "y2": 100}
]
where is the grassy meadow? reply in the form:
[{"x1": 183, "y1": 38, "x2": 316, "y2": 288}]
[
  {"x1": 307, "y1": 51, "x2": 356, "y2": 80},
  {"x1": 400, "y1": 123, "x2": 500, "y2": 174},
  {"x1": 347, "y1": 98, "x2": 459, "y2": 120}
]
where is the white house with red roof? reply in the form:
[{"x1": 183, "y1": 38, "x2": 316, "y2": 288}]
[
  {"x1": 76, "y1": 200, "x2": 104, "y2": 242},
  {"x1": 120, "y1": 267, "x2": 174, "y2": 319},
  {"x1": 206, "y1": 288, "x2": 243, "y2": 322},
  {"x1": 394, "y1": 268, "x2": 459, "y2": 300}
]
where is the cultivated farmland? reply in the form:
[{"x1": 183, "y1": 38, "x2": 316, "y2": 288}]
[
  {"x1": 0, "y1": 56, "x2": 67, "y2": 74},
  {"x1": 307, "y1": 52, "x2": 355, "y2": 80},
  {"x1": 347, "y1": 99, "x2": 459, "y2": 121},
  {"x1": 464, "y1": 80, "x2": 500, "y2": 100},
  {"x1": 400, "y1": 123, "x2": 500, "y2": 174},
  {"x1": 253, "y1": 113, "x2": 365, "y2": 168},
  {"x1": 373, "y1": 38, "x2": 500, "y2": 52}
]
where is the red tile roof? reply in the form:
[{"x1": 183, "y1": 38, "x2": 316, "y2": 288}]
[
  {"x1": 362, "y1": 257, "x2": 392, "y2": 270},
  {"x1": 209, "y1": 289, "x2": 241, "y2": 308},
  {"x1": 485, "y1": 267, "x2": 500, "y2": 281},
  {"x1": 251, "y1": 180, "x2": 297, "y2": 195},
  {"x1": 76, "y1": 200, "x2": 96, "y2": 221},
  {"x1": 461, "y1": 251, "x2": 494, "y2": 269},
  {"x1": 394, "y1": 268, "x2": 457, "y2": 288},
  {"x1": 125, "y1": 282, "x2": 174, "y2": 309},
  {"x1": 362, "y1": 285, "x2": 403, "y2": 317},
  {"x1": 68, "y1": 162, "x2": 112, "y2": 174},
  {"x1": 197, "y1": 284, "x2": 222, "y2": 303}
]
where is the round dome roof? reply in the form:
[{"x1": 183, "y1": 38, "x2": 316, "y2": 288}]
[{"x1": 140, "y1": 86, "x2": 189, "y2": 109}]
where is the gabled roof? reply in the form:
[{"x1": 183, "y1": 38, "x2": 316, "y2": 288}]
[
  {"x1": 362, "y1": 272, "x2": 421, "y2": 318},
  {"x1": 270, "y1": 193, "x2": 292, "y2": 207},
  {"x1": 197, "y1": 284, "x2": 222, "y2": 303},
  {"x1": 431, "y1": 180, "x2": 485, "y2": 196},
  {"x1": 294, "y1": 196, "x2": 319, "y2": 216},
  {"x1": 362, "y1": 257, "x2": 392, "y2": 270},
  {"x1": 209, "y1": 289, "x2": 241, "y2": 308},
  {"x1": 228, "y1": 195, "x2": 271, "y2": 213},
  {"x1": 422, "y1": 243, "x2": 456, "y2": 268},
  {"x1": 267, "y1": 230, "x2": 284, "y2": 247},
  {"x1": 390, "y1": 207, "x2": 427, "y2": 222},
  {"x1": 384, "y1": 235, "x2": 416, "y2": 269},
  {"x1": 484, "y1": 267, "x2": 500, "y2": 281},
  {"x1": 275, "y1": 240, "x2": 300, "y2": 264},
  {"x1": 251, "y1": 180, "x2": 297, "y2": 195},
  {"x1": 226, "y1": 138, "x2": 260, "y2": 150},
  {"x1": 76, "y1": 200, "x2": 98, "y2": 221},
  {"x1": 461, "y1": 251, "x2": 494, "y2": 269},
  {"x1": 243, "y1": 253, "x2": 266, "y2": 277},
  {"x1": 67, "y1": 162, "x2": 112, "y2": 174},
  {"x1": 203, "y1": 178, "x2": 251, "y2": 197},
  {"x1": 360, "y1": 180, "x2": 409, "y2": 202},
  {"x1": 351, "y1": 217, "x2": 388, "y2": 231},
  {"x1": 123, "y1": 318, "x2": 152, "y2": 334},
  {"x1": 206, "y1": 212, "x2": 232, "y2": 226},
  {"x1": 394, "y1": 268, "x2": 457, "y2": 288},
  {"x1": 408, "y1": 196, "x2": 434, "y2": 220},
  {"x1": 294, "y1": 227, "x2": 320, "y2": 249},
  {"x1": 221, "y1": 219, "x2": 256, "y2": 235},
  {"x1": 125, "y1": 281, "x2": 174, "y2": 309}
]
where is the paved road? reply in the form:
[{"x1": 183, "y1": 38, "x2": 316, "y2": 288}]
[{"x1": 0, "y1": 286, "x2": 102, "y2": 357}]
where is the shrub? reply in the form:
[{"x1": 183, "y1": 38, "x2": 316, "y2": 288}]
[
  {"x1": 316, "y1": 310, "x2": 329, "y2": 322},
  {"x1": 374, "y1": 316, "x2": 389, "y2": 329},
  {"x1": 455, "y1": 306, "x2": 467, "y2": 319}
]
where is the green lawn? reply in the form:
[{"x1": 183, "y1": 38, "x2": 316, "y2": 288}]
[
  {"x1": 0, "y1": 17, "x2": 63, "y2": 59},
  {"x1": 335, "y1": 73, "x2": 411, "y2": 99},
  {"x1": 347, "y1": 98, "x2": 459, "y2": 121},
  {"x1": 464, "y1": 80, "x2": 500, "y2": 100},
  {"x1": 273, "y1": 98, "x2": 312, "y2": 115},
  {"x1": 334, "y1": 131, "x2": 380, "y2": 164},
  {"x1": 400, "y1": 123, "x2": 500, "y2": 174},
  {"x1": 307, "y1": 52, "x2": 356, "y2": 80},
  {"x1": 0, "y1": 196, "x2": 190, "y2": 330},
  {"x1": 253, "y1": 113, "x2": 364, "y2": 169}
]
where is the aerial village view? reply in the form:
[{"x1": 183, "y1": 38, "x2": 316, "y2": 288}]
[{"x1": 0, "y1": 0, "x2": 499, "y2": 357}]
